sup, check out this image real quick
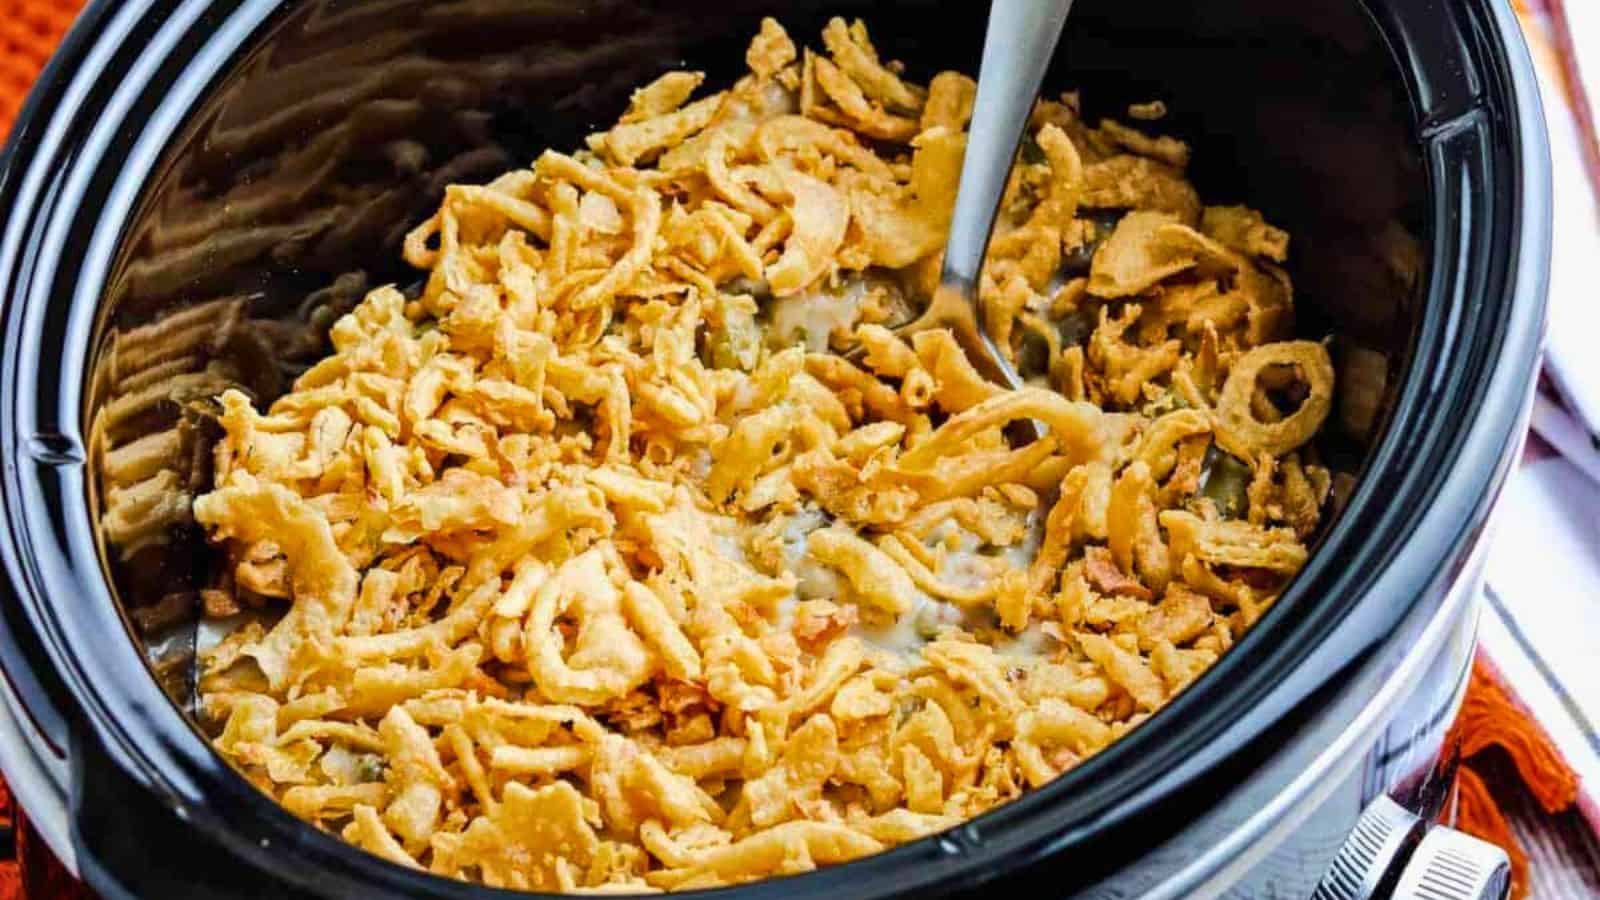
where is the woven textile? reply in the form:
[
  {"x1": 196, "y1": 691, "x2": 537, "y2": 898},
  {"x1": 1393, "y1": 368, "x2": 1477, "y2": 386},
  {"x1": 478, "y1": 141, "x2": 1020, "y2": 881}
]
[{"x1": 0, "y1": 0, "x2": 82, "y2": 139}]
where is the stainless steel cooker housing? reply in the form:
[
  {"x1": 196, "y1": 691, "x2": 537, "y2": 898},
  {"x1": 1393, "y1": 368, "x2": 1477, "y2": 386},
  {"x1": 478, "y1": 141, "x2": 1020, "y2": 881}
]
[{"x1": 0, "y1": 0, "x2": 1549, "y2": 897}]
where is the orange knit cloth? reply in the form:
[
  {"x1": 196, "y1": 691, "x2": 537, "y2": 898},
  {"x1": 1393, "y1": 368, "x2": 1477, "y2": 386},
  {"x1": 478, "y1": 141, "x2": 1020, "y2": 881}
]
[
  {"x1": 0, "y1": 0, "x2": 83, "y2": 140},
  {"x1": 1448, "y1": 657, "x2": 1582, "y2": 900}
]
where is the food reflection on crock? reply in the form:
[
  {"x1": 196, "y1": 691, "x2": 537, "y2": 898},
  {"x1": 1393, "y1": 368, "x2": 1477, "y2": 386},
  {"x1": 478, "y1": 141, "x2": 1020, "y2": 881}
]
[{"x1": 180, "y1": 17, "x2": 1349, "y2": 892}]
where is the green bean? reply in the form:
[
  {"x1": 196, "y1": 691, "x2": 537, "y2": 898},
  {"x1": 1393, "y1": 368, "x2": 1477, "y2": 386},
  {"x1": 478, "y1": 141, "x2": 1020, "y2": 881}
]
[
  {"x1": 1055, "y1": 307, "x2": 1097, "y2": 347},
  {"x1": 356, "y1": 755, "x2": 386, "y2": 783},
  {"x1": 1016, "y1": 327, "x2": 1053, "y2": 377},
  {"x1": 703, "y1": 297, "x2": 761, "y2": 371},
  {"x1": 1198, "y1": 444, "x2": 1252, "y2": 518},
  {"x1": 1020, "y1": 134, "x2": 1046, "y2": 164}
]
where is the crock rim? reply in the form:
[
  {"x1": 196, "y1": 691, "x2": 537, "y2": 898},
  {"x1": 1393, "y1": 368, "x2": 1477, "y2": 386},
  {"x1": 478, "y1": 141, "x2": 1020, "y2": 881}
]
[{"x1": 0, "y1": 0, "x2": 1551, "y2": 897}]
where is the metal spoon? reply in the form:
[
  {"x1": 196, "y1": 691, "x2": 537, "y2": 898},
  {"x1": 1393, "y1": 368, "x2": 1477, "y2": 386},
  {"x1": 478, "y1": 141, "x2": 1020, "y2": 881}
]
[{"x1": 893, "y1": 0, "x2": 1075, "y2": 392}]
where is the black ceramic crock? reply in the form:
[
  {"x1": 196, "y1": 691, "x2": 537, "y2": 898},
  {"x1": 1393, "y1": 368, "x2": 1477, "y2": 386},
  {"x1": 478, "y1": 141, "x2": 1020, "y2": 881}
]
[{"x1": 0, "y1": 1, "x2": 1549, "y2": 898}]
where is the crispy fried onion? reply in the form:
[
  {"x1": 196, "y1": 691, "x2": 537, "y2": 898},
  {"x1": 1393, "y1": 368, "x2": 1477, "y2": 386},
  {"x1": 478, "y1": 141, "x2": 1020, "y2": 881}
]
[
  {"x1": 524, "y1": 549, "x2": 653, "y2": 704},
  {"x1": 1214, "y1": 340, "x2": 1334, "y2": 457},
  {"x1": 186, "y1": 15, "x2": 1334, "y2": 894}
]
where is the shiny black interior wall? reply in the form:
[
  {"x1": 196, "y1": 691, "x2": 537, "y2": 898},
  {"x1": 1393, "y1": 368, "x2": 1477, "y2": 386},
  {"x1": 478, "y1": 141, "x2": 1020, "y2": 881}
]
[{"x1": 89, "y1": 0, "x2": 1421, "y2": 700}]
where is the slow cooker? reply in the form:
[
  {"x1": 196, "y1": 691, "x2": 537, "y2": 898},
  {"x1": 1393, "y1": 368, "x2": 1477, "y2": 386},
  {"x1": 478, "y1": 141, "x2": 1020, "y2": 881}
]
[{"x1": 0, "y1": 0, "x2": 1550, "y2": 898}]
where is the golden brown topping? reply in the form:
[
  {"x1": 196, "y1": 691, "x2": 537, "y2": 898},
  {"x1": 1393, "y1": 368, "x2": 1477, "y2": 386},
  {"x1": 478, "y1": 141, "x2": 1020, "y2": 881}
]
[
  {"x1": 192, "y1": 19, "x2": 1331, "y2": 892},
  {"x1": 1214, "y1": 340, "x2": 1335, "y2": 458}
]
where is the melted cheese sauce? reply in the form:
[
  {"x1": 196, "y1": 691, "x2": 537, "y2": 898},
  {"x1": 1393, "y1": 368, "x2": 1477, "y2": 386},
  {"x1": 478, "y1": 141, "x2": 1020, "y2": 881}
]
[{"x1": 765, "y1": 278, "x2": 870, "y2": 352}]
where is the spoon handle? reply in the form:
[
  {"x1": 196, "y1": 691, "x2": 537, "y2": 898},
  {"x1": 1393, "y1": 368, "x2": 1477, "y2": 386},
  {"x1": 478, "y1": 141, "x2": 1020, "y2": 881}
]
[{"x1": 941, "y1": 0, "x2": 1075, "y2": 296}]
